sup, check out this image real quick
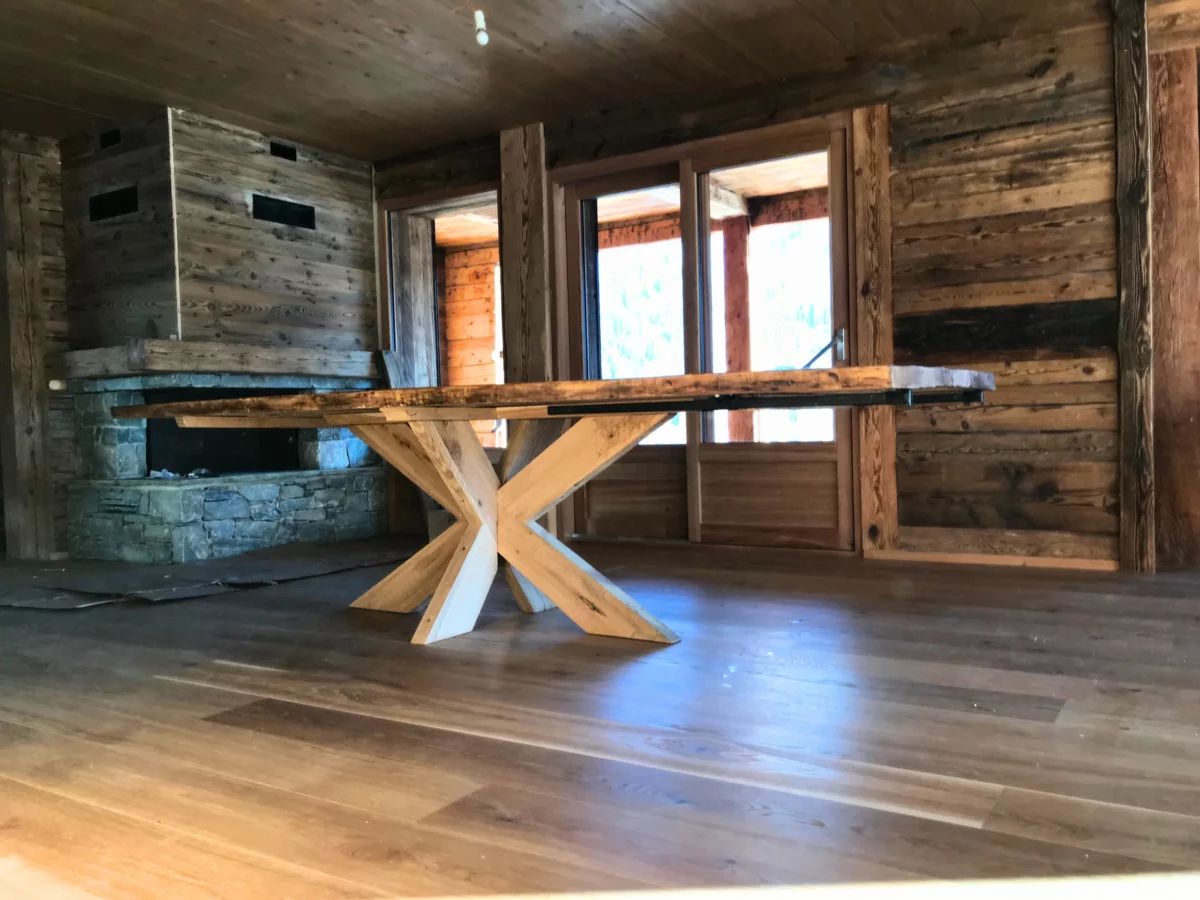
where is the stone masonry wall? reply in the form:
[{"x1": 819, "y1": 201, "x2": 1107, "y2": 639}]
[{"x1": 68, "y1": 468, "x2": 387, "y2": 564}]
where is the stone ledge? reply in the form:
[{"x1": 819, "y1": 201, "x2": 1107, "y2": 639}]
[{"x1": 69, "y1": 467, "x2": 388, "y2": 564}]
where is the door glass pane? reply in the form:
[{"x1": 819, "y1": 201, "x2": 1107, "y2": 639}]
[
  {"x1": 593, "y1": 181, "x2": 685, "y2": 444},
  {"x1": 432, "y1": 195, "x2": 506, "y2": 448},
  {"x1": 706, "y1": 150, "x2": 833, "y2": 443}
]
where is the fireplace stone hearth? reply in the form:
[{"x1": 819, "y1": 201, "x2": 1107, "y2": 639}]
[{"x1": 66, "y1": 372, "x2": 389, "y2": 562}]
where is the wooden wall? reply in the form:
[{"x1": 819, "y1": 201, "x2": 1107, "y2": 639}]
[
  {"x1": 376, "y1": 10, "x2": 1200, "y2": 566},
  {"x1": 61, "y1": 113, "x2": 176, "y2": 349},
  {"x1": 1151, "y1": 47, "x2": 1200, "y2": 569},
  {"x1": 888, "y1": 25, "x2": 1121, "y2": 565},
  {"x1": 62, "y1": 109, "x2": 377, "y2": 353},
  {"x1": 172, "y1": 110, "x2": 376, "y2": 351},
  {"x1": 438, "y1": 243, "x2": 503, "y2": 448},
  {"x1": 1, "y1": 130, "x2": 76, "y2": 555}
]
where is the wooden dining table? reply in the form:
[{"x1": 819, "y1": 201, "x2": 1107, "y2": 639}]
[{"x1": 117, "y1": 365, "x2": 994, "y2": 646}]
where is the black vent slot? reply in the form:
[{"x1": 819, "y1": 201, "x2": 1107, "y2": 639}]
[
  {"x1": 252, "y1": 194, "x2": 315, "y2": 230},
  {"x1": 269, "y1": 141, "x2": 298, "y2": 161},
  {"x1": 99, "y1": 129, "x2": 122, "y2": 149},
  {"x1": 89, "y1": 186, "x2": 139, "y2": 222}
]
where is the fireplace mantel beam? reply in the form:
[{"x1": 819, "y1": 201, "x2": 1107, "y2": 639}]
[{"x1": 63, "y1": 339, "x2": 380, "y2": 380}]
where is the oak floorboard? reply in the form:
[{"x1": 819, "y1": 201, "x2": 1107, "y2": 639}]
[{"x1": 1, "y1": 539, "x2": 1199, "y2": 890}]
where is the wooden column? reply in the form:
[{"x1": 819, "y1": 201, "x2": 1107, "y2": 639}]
[
  {"x1": 388, "y1": 213, "x2": 438, "y2": 386},
  {"x1": 852, "y1": 105, "x2": 897, "y2": 556},
  {"x1": 722, "y1": 215, "x2": 754, "y2": 442},
  {"x1": 1150, "y1": 49, "x2": 1200, "y2": 568},
  {"x1": 499, "y1": 123, "x2": 556, "y2": 602},
  {"x1": 499, "y1": 123, "x2": 552, "y2": 384},
  {"x1": 0, "y1": 149, "x2": 55, "y2": 559},
  {"x1": 1113, "y1": 0, "x2": 1156, "y2": 573}
]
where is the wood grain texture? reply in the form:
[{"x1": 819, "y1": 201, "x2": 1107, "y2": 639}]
[
  {"x1": 6, "y1": 539, "x2": 1200, "y2": 889},
  {"x1": 1113, "y1": 0, "x2": 1156, "y2": 573},
  {"x1": 171, "y1": 109, "x2": 375, "y2": 352},
  {"x1": 499, "y1": 124, "x2": 552, "y2": 385},
  {"x1": 853, "y1": 104, "x2": 897, "y2": 555},
  {"x1": 0, "y1": 131, "x2": 73, "y2": 555},
  {"x1": 1149, "y1": 49, "x2": 1200, "y2": 569},
  {"x1": 721, "y1": 215, "x2": 754, "y2": 442},
  {"x1": 116, "y1": 366, "x2": 995, "y2": 420},
  {"x1": 63, "y1": 339, "x2": 378, "y2": 379},
  {"x1": 61, "y1": 111, "x2": 178, "y2": 348},
  {"x1": 389, "y1": 214, "x2": 438, "y2": 386},
  {"x1": 0, "y1": 147, "x2": 55, "y2": 559}
]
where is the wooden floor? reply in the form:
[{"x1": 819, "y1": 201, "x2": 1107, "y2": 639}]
[{"x1": 1, "y1": 539, "x2": 1200, "y2": 898}]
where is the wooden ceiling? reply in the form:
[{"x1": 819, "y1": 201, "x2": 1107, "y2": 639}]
[
  {"x1": 433, "y1": 152, "x2": 830, "y2": 247},
  {"x1": 0, "y1": 1, "x2": 1107, "y2": 160}
]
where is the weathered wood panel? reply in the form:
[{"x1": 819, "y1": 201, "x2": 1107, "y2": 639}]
[
  {"x1": 0, "y1": 144, "x2": 56, "y2": 559},
  {"x1": 1150, "y1": 48, "x2": 1200, "y2": 569},
  {"x1": 61, "y1": 112, "x2": 178, "y2": 348},
  {"x1": 1113, "y1": 0, "x2": 1156, "y2": 573},
  {"x1": 171, "y1": 109, "x2": 376, "y2": 352},
  {"x1": 1, "y1": 131, "x2": 74, "y2": 556},
  {"x1": 854, "y1": 104, "x2": 897, "y2": 556},
  {"x1": 897, "y1": 357, "x2": 1119, "y2": 541},
  {"x1": 499, "y1": 124, "x2": 551, "y2": 385}
]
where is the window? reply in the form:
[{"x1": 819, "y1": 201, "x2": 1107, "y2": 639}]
[
  {"x1": 581, "y1": 172, "x2": 687, "y2": 444},
  {"x1": 706, "y1": 150, "x2": 835, "y2": 443}
]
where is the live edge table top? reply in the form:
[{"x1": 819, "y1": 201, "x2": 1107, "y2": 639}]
[
  {"x1": 115, "y1": 366, "x2": 994, "y2": 426},
  {"x1": 112, "y1": 366, "x2": 993, "y2": 646}
]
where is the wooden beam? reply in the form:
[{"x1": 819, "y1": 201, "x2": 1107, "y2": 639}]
[
  {"x1": 63, "y1": 339, "x2": 379, "y2": 380},
  {"x1": 499, "y1": 123, "x2": 552, "y2": 384},
  {"x1": 0, "y1": 149, "x2": 55, "y2": 559},
  {"x1": 389, "y1": 214, "x2": 439, "y2": 387},
  {"x1": 1113, "y1": 0, "x2": 1156, "y2": 573},
  {"x1": 852, "y1": 105, "x2": 898, "y2": 557},
  {"x1": 722, "y1": 216, "x2": 754, "y2": 442},
  {"x1": 1149, "y1": 48, "x2": 1199, "y2": 569},
  {"x1": 116, "y1": 366, "x2": 996, "y2": 420},
  {"x1": 708, "y1": 181, "x2": 748, "y2": 220}
]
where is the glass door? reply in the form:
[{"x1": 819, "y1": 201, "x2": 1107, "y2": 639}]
[
  {"x1": 565, "y1": 165, "x2": 691, "y2": 539},
  {"x1": 693, "y1": 135, "x2": 856, "y2": 549}
]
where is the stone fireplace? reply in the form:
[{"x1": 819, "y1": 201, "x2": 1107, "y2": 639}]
[{"x1": 67, "y1": 372, "x2": 388, "y2": 564}]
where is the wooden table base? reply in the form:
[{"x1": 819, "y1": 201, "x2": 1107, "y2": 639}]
[{"x1": 349, "y1": 414, "x2": 680, "y2": 645}]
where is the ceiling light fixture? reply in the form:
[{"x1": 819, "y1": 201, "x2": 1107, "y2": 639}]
[{"x1": 474, "y1": 9, "x2": 489, "y2": 46}]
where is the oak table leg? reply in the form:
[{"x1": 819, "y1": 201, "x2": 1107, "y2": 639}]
[{"x1": 349, "y1": 413, "x2": 679, "y2": 645}]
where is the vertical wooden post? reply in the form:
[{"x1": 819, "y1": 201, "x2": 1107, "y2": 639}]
[
  {"x1": 680, "y1": 161, "x2": 705, "y2": 542},
  {"x1": 499, "y1": 123, "x2": 552, "y2": 384},
  {"x1": 0, "y1": 149, "x2": 55, "y2": 559},
  {"x1": 500, "y1": 124, "x2": 556, "y2": 599},
  {"x1": 723, "y1": 215, "x2": 754, "y2": 442},
  {"x1": 388, "y1": 213, "x2": 439, "y2": 387},
  {"x1": 1149, "y1": 49, "x2": 1199, "y2": 568},
  {"x1": 1113, "y1": 0, "x2": 1156, "y2": 573},
  {"x1": 852, "y1": 105, "x2": 897, "y2": 556}
]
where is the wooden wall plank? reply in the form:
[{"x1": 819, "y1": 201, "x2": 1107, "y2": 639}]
[
  {"x1": 1113, "y1": 0, "x2": 1156, "y2": 572},
  {"x1": 390, "y1": 214, "x2": 438, "y2": 387},
  {"x1": 852, "y1": 104, "x2": 897, "y2": 555},
  {"x1": 499, "y1": 124, "x2": 551, "y2": 384},
  {"x1": 1149, "y1": 48, "x2": 1200, "y2": 568},
  {"x1": 0, "y1": 147, "x2": 56, "y2": 559},
  {"x1": 721, "y1": 215, "x2": 753, "y2": 442},
  {"x1": 61, "y1": 112, "x2": 178, "y2": 349},
  {"x1": 172, "y1": 109, "x2": 376, "y2": 353}
]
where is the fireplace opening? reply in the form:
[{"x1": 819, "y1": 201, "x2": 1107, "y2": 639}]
[{"x1": 145, "y1": 388, "x2": 301, "y2": 476}]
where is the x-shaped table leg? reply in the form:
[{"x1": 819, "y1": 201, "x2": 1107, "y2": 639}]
[{"x1": 350, "y1": 414, "x2": 679, "y2": 645}]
